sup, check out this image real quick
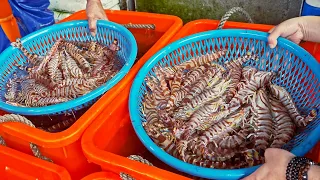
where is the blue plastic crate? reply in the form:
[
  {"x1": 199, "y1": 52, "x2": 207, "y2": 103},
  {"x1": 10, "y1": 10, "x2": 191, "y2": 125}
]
[
  {"x1": 129, "y1": 29, "x2": 320, "y2": 179},
  {"x1": 0, "y1": 20, "x2": 137, "y2": 115}
]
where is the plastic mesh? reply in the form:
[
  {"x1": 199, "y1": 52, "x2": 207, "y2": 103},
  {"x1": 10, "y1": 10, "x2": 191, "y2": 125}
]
[
  {"x1": 133, "y1": 30, "x2": 319, "y2": 160},
  {"x1": 0, "y1": 20, "x2": 137, "y2": 115}
]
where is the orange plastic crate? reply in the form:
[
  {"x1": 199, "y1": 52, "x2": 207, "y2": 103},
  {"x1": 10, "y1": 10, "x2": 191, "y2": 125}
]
[
  {"x1": 82, "y1": 85, "x2": 191, "y2": 180},
  {"x1": 82, "y1": 171, "x2": 180, "y2": 180},
  {"x1": 0, "y1": 10, "x2": 182, "y2": 180},
  {"x1": 0, "y1": 145, "x2": 71, "y2": 180},
  {"x1": 81, "y1": 19, "x2": 319, "y2": 180},
  {"x1": 169, "y1": 19, "x2": 320, "y2": 63},
  {"x1": 81, "y1": 172, "x2": 121, "y2": 180},
  {"x1": 169, "y1": 19, "x2": 320, "y2": 162}
]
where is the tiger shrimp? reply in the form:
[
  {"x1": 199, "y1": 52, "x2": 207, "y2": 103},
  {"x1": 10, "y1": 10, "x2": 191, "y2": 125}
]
[
  {"x1": 241, "y1": 66, "x2": 258, "y2": 83},
  {"x1": 242, "y1": 149, "x2": 265, "y2": 167},
  {"x1": 165, "y1": 70, "x2": 185, "y2": 111},
  {"x1": 174, "y1": 78, "x2": 230, "y2": 120},
  {"x1": 159, "y1": 67, "x2": 176, "y2": 79},
  {"x1": 58, "y1": 51, "x2": 71, "y2": 79},
  {"x1": 142, "y1": 93, "x2": 159, "y2": 125},
  {"x1": 182, "y1": 65, "x2": 207, "y2": 87},
  {"x1": 173, "y1": 49, "x2": 227, "y2": 70},
  {"x1": 177, "y1": 109, "x2": 248, "y2": 161},
  {"x1": 224, "y1": 54, "x2": 258, "y2": 102},
  {"x1": 177, "y1": 137, "x2": 236, "y2": 162},
  {"x1": 154, "y1": 67, "x2": 171, "y2": 98},
  {"x1": 11, "y1": 38, "x2": 39, "y2": 64},
  {"x1": 108, "y1": 39, "x2": 120, "y2": 52},
  {"x1": 47, "y1": 52, "x2": 60, "y2": 80},
  {"x1": 32, "y1": 96, "x2": 70, "y2": 106},
  {"x1": 269, "y1": 96, "x2": 296, "y2": 148},
  {"x1": 5, "y1": 79, "x2": 18, "y2": 102},
  {"x1": 165, "y1": 87, "x2": 189, "y2": 111},
  {"x1": 29, "y1": 73, "x2": 56, "y2": 89},
  {"x1": 33, "y1": 83, "x2": 49, "y2": 95},
  {"x1": 268, "y1": 84, "x2": 317, "y2": 127},
  {"x1": 228, "y1": 71, "x2": 276, "y2": 107},
  {"x1": 198, "y1": 105, "x2": 251, "y2": 132},
  {"x1": 249, "y1": 88, "x2": 274, "y2": 150},
  {"x1": 175, "y1": 99, "x2": 226, "y2": 140},
  {"x1": 168, "y1": 69, "x2": 184, "y2": 93},
  {"x1": 190, "y1": 151, "x2": 248, "y2": 169},
  {"x1": 145, "y1": 77, "x2": 168, "y2": 110},
  {"x1": 224, "y1": 68, "x2": 242, "y2": 103},
  {"x1": 100, "y1": 39, "x2": 119, "y2": 60},
  {"x1": 224, "y1": 52, "x2": 259, "y2": 70},
  {"x1": 91, "y1": 59, "x2": 108, "y2": 76},
  {"x1": 179, "y1": 143, "x2": 252, "y2": 169},
  {"x1": 205, "y1": 63, "x2": 228, "y2": 89},
  {"x1": 218, "y1": 124, "x2": 253, "y2": 149},
  {"x1": 88, "y1": 41, "x2": 97, "y2": 52},
  {"x1": 94, "y1": 43, "x2": 105, "y2": 58},
  {"x1": 41, "y1": 84, "x2": 90, "y2": 98},
  {"x1": 64, "y1": 50, "x2": 84, "y2": 78},
  {"x1": 36, "y1": 38, "x2": 63, "y2": 74},
  {"x1": 58, "y1": 78, "x2": 94, "y2": 88},
  {"x1": 181, "y1": 67, "x2": 217, "y2": 105},
  {"x1": 148, "y1": 129, "x2": 176, "y2": 153},
  {"x1": 65, "y1": 43, "x2": 92, "y2": 72}
]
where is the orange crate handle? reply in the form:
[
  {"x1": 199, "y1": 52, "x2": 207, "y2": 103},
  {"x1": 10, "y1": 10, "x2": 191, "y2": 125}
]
[
  {"x1": 0, "y1": 114, "x2": 53, "y2": 163},
  {"x1": 217, "y1": 7, "x2": 254, "y2": 30}
]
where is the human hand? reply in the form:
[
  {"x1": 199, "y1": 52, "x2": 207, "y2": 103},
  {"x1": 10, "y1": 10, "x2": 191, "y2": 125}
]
[
  {"x1": 242, "y1": 148, "x2": 295, "y2": 180},
  {"x1": 268, "y1": 17, "x2": 305, "y2": 48},
  {"x1": 86, "y1": 0, "x2": 108, "y2": 36},
  {"x1": 268, "y1": 16, "x2": 320, "y2": 48}
]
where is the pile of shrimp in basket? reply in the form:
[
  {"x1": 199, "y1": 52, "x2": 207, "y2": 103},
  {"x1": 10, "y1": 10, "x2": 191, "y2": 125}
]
[
  {"x1": 1, "y1": 38, "x2": 121, "y2": 132},
  {"x1": 141, "y1": 49, "x2": 318, "y2": 169}
]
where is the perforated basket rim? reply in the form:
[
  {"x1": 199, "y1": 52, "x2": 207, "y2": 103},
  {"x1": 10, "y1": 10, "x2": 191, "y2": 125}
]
[
  {"x1": 129, "y1": 29, "x2": 320, "y2": 179},
  {"x1": 0, "y1": 20, "x2": 137, "y2": 115}
]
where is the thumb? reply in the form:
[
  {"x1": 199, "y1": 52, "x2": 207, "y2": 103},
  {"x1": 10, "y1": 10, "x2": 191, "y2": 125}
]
[
  {"x1": 268, "y1": 26, "x2": 283, "y2": 49},
  {"x1": 88, "y1": 18, "x2": 97, "y2": 36}
]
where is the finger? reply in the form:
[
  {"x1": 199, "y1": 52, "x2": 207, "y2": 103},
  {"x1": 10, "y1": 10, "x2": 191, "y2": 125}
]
[
  {"x1": 268, "y1": 27, "x2": 275, "y2": 33},
  {"x1": 88, "y1": 18, "x2": 98, "y2": 36},
  {"x1": 241, "y1": 164, "x2": 269, "y2": 180},
  {"x1": 268, "y1": 19, "x2": 299, "y2": 49},
  {"x1": 268, "y1": 26, "x2": 283, "y2": 49},
  {"x1": 102, "y1": 12, "x2": 108, "y2": 20}
]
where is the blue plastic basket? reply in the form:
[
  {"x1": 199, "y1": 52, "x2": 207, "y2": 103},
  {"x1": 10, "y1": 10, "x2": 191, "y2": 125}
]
[
  {"x1": 0, "y1": 20, "x2": 137, "y2": 116},
  {"x1": 129, "y1": 29, "x2": 320, "y2": 180}
]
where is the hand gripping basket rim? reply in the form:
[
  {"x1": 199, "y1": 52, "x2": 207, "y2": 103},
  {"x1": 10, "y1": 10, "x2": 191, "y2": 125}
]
[
  {"x1": 129, "y1": 29, "x2": 320, "y2": 179},
  {"x1": 0, "y1": 20, "x2": 137, "y2": 115}
]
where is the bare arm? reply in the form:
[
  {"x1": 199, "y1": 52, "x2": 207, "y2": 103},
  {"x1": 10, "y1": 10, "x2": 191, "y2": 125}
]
[
  {"x1": 309, "y1": 165, "x2": 320, "y2": 180},
  {"x1": 86, "y1": 0, "x2": 108, "y2": 36},
  {"x1": 268, "y1": 16, "x2": 320, "y2": 48}
]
